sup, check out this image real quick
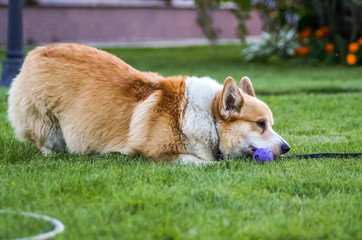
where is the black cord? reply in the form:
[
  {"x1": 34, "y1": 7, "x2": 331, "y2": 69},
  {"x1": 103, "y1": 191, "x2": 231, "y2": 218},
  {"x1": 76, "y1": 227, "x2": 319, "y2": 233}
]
[{"x1": 283, "y1": 153, "x2": 362, "y2": 159}]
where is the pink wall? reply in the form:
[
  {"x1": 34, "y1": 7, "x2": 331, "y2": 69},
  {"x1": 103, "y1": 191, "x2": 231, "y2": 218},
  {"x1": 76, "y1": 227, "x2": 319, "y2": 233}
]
[{"x1": 0, "y1": 5, "x2": 262, "y2": 46}]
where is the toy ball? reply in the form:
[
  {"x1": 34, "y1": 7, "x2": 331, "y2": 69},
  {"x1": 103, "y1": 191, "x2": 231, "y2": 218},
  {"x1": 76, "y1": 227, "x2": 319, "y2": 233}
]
[{"x1": 253, "y1": 148, "x2": 274, "y2": 163}]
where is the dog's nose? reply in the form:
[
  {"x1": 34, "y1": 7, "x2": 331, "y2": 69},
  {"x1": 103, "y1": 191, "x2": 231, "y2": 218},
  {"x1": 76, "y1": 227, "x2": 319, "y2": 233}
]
[{"x1": 281, "y1": 142, "x2": 290, "y2": 154}]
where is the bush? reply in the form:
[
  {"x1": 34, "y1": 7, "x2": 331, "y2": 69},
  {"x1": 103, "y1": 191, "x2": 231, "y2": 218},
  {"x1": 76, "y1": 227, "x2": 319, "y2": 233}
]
[
  {"x1": 295, "y1": 0, "x2": 362, "y2": 65},
  {"x1": 242, "y1": 27, "x2": 299, "y2": 62},
  {"x1": 195, "y1": 0, "x2": 362, "y2": 65}
]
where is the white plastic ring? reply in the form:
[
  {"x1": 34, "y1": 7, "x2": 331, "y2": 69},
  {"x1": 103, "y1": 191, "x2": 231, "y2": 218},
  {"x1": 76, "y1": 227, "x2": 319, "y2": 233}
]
[{"x1": 0, "y1": 210, "x2": 65, "y2": 240}]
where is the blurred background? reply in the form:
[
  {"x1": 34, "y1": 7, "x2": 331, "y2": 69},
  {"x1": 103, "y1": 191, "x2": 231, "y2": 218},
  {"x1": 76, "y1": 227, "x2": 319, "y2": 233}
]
[
  {"x1": 0, "y1": 0, "x2": 262, "y2": 47},
  {"x1": 1, "y1": 0, "x2": 361, "y2": 64}
]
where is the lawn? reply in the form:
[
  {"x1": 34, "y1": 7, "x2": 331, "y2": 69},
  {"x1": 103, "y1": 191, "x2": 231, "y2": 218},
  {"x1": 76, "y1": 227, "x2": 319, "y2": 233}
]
[{"x1": 0, "y1": 45, "x2": 361, "y2": 240}]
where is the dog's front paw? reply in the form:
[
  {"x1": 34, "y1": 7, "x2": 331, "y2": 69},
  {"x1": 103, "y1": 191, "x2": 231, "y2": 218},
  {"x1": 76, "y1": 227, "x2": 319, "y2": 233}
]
[{"x1": 177, "y1": 154, "x2": 215, "y2": 165}]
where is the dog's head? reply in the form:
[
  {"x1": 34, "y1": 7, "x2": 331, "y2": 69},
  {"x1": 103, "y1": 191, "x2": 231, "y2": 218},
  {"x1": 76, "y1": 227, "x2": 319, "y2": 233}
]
[{"x1": 212, "y1": 76, "x2": 290, "y2": 159}]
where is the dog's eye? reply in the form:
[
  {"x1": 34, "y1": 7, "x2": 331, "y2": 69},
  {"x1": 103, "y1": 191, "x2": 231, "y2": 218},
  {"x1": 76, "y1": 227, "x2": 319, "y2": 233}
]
[{"x1": 257, "y1": 121, "x2": 266, "y2": 129}]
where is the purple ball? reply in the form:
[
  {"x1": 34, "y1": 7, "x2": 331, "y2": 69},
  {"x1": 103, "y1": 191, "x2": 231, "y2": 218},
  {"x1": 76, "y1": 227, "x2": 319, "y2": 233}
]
[{"x1": 253, "y1": 148, "x2": 274, "y2": 163}]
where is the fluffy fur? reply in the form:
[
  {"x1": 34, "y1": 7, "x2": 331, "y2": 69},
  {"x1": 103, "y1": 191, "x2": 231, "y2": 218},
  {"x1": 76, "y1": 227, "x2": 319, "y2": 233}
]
[{"x1": 8, "y1": 43, "x2": 290, "y2": 164}]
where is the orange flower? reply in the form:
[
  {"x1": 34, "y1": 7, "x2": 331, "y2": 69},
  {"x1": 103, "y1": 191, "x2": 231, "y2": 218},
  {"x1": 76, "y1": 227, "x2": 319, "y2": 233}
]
[
  {"x1": 294, "y1": 48, "x2": 300, "y2": 56},
  {"x1": 298, "y1": 46, "x2": 309, "y2": 56},
  {"x1": 358, "y1": 37, "x2": 362, "y2": 45},
  {"x1": 321, "y1": 26, "x2": 330, "y2": 35},
  {"x1": 346, "y1": 54, "x2": 357, "y2": 65},
  {"x1": 314, "y1": 26, "x2": 330, "y2": 38},
  {"x1": 349, "y1": 42, "x2": 359, "y2": 53},
  {"x1": 294, "y1": 46, "x2": 309, "y2": 56},
  {"x1": 325, "y1": 43, "x2": 334, "y2": 53},
  {"x1": 315, "y1": 29, "x2": 324, "y2": 38},
  {"x1": 299, "y1": 28, "x2": 312, "y2": 40}
]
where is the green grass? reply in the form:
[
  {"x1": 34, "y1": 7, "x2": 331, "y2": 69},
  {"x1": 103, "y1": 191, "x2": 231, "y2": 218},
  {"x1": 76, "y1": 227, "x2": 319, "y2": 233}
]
[
  {"x1": 0, "y1": 45, "x2": 361, "y2": 239},
  {"x1": 0, "y1": 211, "x2": 54, "y2": 239}
]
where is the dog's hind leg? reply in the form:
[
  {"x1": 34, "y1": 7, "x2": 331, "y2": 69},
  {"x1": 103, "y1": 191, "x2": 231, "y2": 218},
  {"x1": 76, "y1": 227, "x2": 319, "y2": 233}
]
[
  {"x1": 27, "y1": 112, "x2": 66, "y2": 155},
  {"x1": 42, "y1": 124, "x2": 66, "y2": 155}
]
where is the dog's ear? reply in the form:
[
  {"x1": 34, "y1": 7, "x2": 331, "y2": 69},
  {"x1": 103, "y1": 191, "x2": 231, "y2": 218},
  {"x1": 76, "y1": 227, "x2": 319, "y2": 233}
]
[
  {"x1": 239, "y1": 76, "x2": 255, "y2": 97},
  {"x1": 220, "y1": 77, "x2": 244, "y2": 120}
]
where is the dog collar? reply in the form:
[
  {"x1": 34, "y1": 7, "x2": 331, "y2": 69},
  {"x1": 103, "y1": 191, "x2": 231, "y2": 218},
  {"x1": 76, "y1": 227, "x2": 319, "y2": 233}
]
[
  {"x1": 216, "y1": 145, "x2": 223, "y2": 161},
  {"x1": 214, "y1": 120, "x2": 223, "y2": 161}
]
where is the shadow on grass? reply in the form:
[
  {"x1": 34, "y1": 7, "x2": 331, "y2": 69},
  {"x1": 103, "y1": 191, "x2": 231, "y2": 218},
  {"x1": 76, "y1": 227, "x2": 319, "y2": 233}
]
[{"x1": 258, "y1": 88, "x2": 362, "y2": 96}]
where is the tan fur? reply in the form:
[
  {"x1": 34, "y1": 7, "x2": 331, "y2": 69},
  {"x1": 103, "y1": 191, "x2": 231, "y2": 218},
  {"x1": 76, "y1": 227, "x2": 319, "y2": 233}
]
[
  {"x1": 239, "y1": 76, "x2": 256, "y2": 97},
  {"x1": 8, "y1": 43, "x2": 186, "y2": 161},
  {"x1": 212, "y1": 78, "x2": 286, "y2": 158},
  {"x1": 8, "y1": 43, "x2": 289, "y2": 163}
]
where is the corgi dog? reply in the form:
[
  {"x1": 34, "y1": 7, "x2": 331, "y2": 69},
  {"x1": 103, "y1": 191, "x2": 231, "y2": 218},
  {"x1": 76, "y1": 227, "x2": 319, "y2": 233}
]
[{"x1": 8, "y1": 43, "x2": 290, "y2": 164}]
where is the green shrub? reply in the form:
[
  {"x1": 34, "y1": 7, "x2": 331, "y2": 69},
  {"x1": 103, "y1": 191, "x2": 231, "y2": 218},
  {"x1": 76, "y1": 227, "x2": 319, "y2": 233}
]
[{"x1": 242, "y1": 27, "x2": 299, "y2": 62}]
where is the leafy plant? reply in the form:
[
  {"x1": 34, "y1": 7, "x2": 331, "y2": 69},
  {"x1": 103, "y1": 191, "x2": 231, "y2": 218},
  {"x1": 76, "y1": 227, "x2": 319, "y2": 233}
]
[
  {"x1": 296, "y1": 0, "x2": 362, "y2": 65},
  {"x1": 195, "y1": 0, "x2": 253, "y2": 43},
  {"x1": 224, "y1": 0, "x2": 253, "y2": 41},
  {"x1": 195, "y1": 0, "x2": 362, "y2": 65},
  {"x1": 195, "y1": 0, "x2": 222, "y2": 44},
  {"x1": 242, "y1": 27, "x2": 299, "y2": 62}
]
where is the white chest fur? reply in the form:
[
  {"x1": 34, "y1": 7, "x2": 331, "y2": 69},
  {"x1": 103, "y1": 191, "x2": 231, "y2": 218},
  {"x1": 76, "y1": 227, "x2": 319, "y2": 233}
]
[{"x1": 181, "y1": 76, "x2": 222, "y2": 162}]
